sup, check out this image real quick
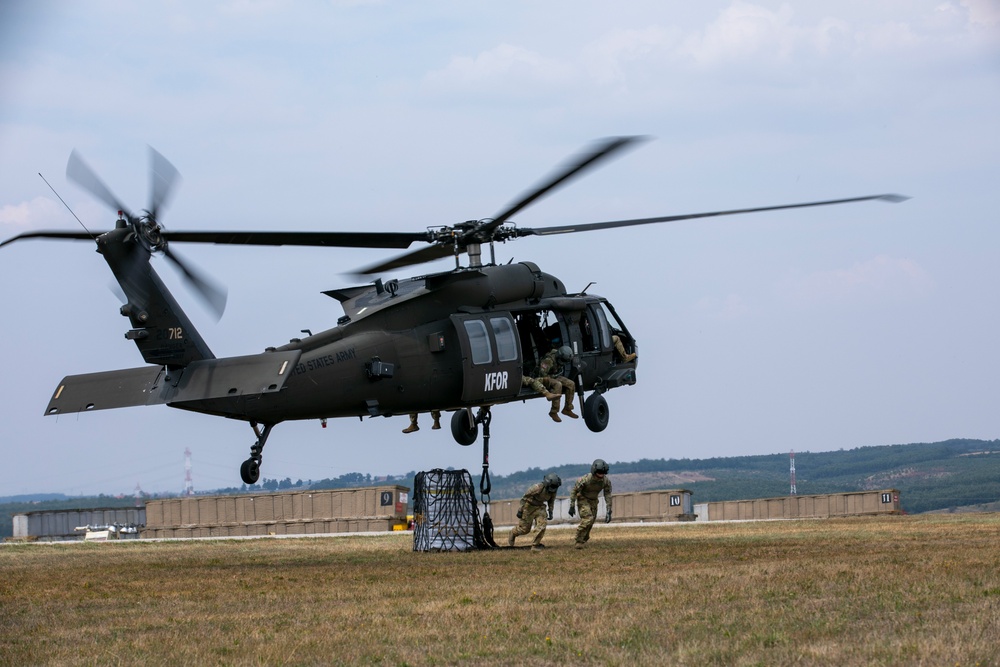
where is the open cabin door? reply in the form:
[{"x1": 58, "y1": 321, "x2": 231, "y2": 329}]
[{"x1": 450, "y1": 313, "x2": 523, "y2": 403}]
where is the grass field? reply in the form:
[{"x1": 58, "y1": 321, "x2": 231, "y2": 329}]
[{"x1": 1, "y1": 514, "x2": 998, "y2": 666}]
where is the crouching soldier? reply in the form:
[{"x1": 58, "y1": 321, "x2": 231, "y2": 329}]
[
  {"x1": 568, "y1": 459, "x2": 612, "y2": 549},
  {"x1": 508, "y1": 473, "x2": 562, "y2": 551}
]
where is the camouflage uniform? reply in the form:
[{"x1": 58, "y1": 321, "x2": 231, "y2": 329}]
[
  {"x1": 569, "y1": 472, "x2": 612, "y2": 545},
  {"x1": 521, "y1": 375, "x2": 555, "y2": 395},
  {"x1": 612, "y1": 334, "x2": 637, "y2": 363},
  {"x1": 535, "y1": 348, "x2": 577, "y2": 421},
  {"x1": 508, "y1": 482, "x2": 557, "y2": 547}
]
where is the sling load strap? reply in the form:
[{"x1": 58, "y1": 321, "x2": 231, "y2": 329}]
[
  {"x1": 478, "y1": 406, "x2": 492, "y2": 500},
  {"x1": 478, "y1": 407, "x2": 498, "y2": 548}
]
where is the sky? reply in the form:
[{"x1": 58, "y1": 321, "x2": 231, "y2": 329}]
[{"x1": 1, "y1": 1, "x2": 998, "y2": 497}]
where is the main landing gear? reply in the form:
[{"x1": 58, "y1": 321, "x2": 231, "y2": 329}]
[{"x1": 240, "y1": 421, "x2": 274, "y2": 485}]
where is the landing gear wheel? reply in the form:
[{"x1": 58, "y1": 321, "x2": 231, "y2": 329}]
[
  {"x1": 451, "y1": 409, "x2": 479, "y2": 446},
  {"x1": 239, "y1": 422, "x2": 273, "y2": 484},
  {"x1": 583, "y1": 393, "x2": 610, "y2": 432},
  {"x1": 240, "y1": 458, "x2": 260, "y2": 485}
]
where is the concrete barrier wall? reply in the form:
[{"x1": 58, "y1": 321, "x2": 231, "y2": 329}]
[
  {"x1": 487, "y1": 489, "x2": 901, "y2": 525},
  {"x1": 142, "y1": 486, "x2": 410, "y2": 538},
  {"x1": 704, "y1": 489, "x2": 901, "y2": 521}
]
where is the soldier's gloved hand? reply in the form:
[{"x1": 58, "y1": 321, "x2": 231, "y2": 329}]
[
  {"x1": 516, "y1": 509, "x2": 523, "y2": 519},
  {"x1": 568, "y1": 504, "x2": 576, "y2": 517},
  {"x1": 605, "y1": 509, "x2": 612, "y2": 524},
  {"x1": 547, "y1": 508, "x2": 553, "y2": 521}
]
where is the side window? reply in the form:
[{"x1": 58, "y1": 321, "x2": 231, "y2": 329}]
[
  {"x1": 490, "y1": 317, "x2": 518, "y2": 362},
  {"x1": 592, "y1": 305, "x2": 612, "y2": 350},
  {"x1": 463, "y1": 320, "x2": 493, "y2": 365}
]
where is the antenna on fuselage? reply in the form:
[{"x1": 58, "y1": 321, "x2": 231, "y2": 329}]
[{"x1": 39, "y1": 172, "x2": 97, "y2": 243}]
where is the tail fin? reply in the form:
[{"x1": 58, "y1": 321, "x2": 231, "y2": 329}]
[{"x1": 99, "y1": 227, "x2": 214, "y2": 367}]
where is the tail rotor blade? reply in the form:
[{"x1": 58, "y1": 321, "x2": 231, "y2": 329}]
[
  {"x1": 162, "y1": 246, "x2": 228, "y2": 320},
  {"x1": 149, "y1": 146, "x2": 181, "y2": 221},
  {"x1": 66, "y1": 150, "x2": 132, "y2": 219}
]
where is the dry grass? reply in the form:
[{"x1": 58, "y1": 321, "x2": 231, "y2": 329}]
[{"x1": 1, "y1": 514, "x2": 999, "y2": 666}]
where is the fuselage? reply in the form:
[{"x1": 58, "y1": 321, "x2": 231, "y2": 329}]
[{"x1": 169, "y1": 261, "x2": 637, "y2": 423}]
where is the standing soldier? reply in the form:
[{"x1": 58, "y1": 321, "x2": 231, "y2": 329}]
[
  {"x1": 568, "y1": 459, "x2": 612, "y2": 549},
  {"x1": 508, "y1": 473, "x2": 562, "y2": 551}
]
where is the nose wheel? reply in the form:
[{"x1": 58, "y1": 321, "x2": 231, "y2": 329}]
[{"x1": 240, "y1": 422, "x2": 274, "y2": 485}]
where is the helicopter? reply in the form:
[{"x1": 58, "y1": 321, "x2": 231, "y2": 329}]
[{"x1": 1, "y1": 136, "x2": 907, "y2": 485}]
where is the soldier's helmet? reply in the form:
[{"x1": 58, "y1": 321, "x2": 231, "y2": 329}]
[
  {"x1": 557, "y1": 346, "x2": 573, "y2": 362},
  {"x1": 543, "y1": 473, "x2": 562, "y2": 491},
  {"x1": 591, "y1": 459, "x2": 610, "y2": 475}
]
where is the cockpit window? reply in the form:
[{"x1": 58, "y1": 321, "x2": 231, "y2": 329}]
[
  {"x1": 490, "y1": 317, "x2": 518, "y2": 362},
  {"x1": 463, "y1": 320, "x2": 493, "y2": 365}
]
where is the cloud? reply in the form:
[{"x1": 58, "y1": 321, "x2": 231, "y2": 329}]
[
  {"x1": 0, "y1": 197, "x2": 64, "y2": 230},
  {"x1": 960, "y1": 0, "x2": 1000, "y2": 30},
  {"x1": 680, "y1": 2, "x2": 800, "y2": 67},
  {"x1": 423, "y1": 43, "x2": 575, "y2": 96},
  {"x1": 582, "y1": 26, "x2": 679, "y2": 86}
]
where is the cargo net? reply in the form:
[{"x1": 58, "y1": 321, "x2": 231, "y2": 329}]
[{"x1": 412, "y1": 469, "x2": 491, "y2": 552}]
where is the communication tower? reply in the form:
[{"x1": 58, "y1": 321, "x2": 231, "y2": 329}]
[
  {"x1": 789, "y1": 449, "x2": 797, "y2": 495},
  {"x1": 184, "y1": 447, "x2": 194, "y2": 496}
]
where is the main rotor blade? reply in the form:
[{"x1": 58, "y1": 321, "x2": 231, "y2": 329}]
[
  {"x1": 66, "y1": 150, "x2": 133, "y2": 218},
  {"x1": 354, "y1": 244, "x2": 456, "y2": 275},
  {"x1": 161, "y1": 246, "x2": 228, "y2": 320},
  {"x1": 149, "y1": 146, "x2": 180, "y2": 221},
  {"x1": 161, "y1": 230, "x2": 428, "y2": 249},
  {"x1": 0, "y1": 230, "x2": 104, "y2": 248},
  {"x1": 483, "y1": 136, "x2": 650, "y2": 235},
  {"x1": 519, "y1": 194, "x2": 910, "y2": 238}
]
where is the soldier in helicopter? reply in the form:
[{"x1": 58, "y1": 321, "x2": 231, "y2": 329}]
[
  {"x1": 534, "y1": 344, "x2": 579, "y2": 423},
  {"x1": 402, "y1": 410, "x2": 441, "y2": 434}
]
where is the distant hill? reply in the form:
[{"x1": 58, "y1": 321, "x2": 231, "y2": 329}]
[
  {"x1": 4, "y1": 439, "x2": 998, "y2": 538},
  {"x1": 0, "y1": 493, "x2": 69, "y2": 504},
  {"x1": 307, "y1": 438, "x2": 1000, "y2": 515}
]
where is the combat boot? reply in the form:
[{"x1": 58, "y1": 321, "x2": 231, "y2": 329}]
[
  {"x1": 623, "y1": 352, "x2": 637, "y2": 362},
  {"x1": 402, "y1": 414, "x2": 419, "y2": 434},
  {"x1": 431, "y1": 410, "x2": 441, "y2": 430},
  {"x1": 508, "y1": 531, "x2": 516, "y2": 547},
  {"x1": 561, "y1": 387, "x2": 579, "y2": 419},
  {"x1": 574, "y1": 541, "x2": 585, "y2": 550},
  {"x1": 549, "y1": 398, "x2": 562, "y2": 423}
]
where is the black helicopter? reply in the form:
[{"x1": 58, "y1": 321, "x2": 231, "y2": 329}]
[{"x1": 1, "y1": 137, "x2": 906, "y2": 485}]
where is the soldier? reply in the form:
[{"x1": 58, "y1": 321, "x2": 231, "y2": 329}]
[
  {"x1": 612, "y1": 333, "x2": 637, "y2": 363},
  {"x1": 535, "y1": 345, "x2": 579, "y2": 423},
  {"x1": 402, "y1": 410, "x2": 441, "y2": 434},
  {"x1": 568, "y1": 459, "x2": 613, "y2": 549},
  {"x1": 508, "y1": 473, "x2": 562, "y2": 551}
]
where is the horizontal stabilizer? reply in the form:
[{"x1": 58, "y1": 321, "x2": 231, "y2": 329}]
[
  {"x1": 46, "y1": 366, "x2": 168, "y2": 415},
  {"x1": 45, "y1": 350, "x2": 302, "y2": 416}
]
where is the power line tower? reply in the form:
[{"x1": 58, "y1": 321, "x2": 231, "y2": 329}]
[
  {"x1": 134, "y1": 482, "x2": 144, "y2": 507},
  {"x1": 789, "y1": 449, "x2": 797, "y2": 496},
  {"x1": 184, "y1": 447, "x2": 194, "y2": 496}
]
